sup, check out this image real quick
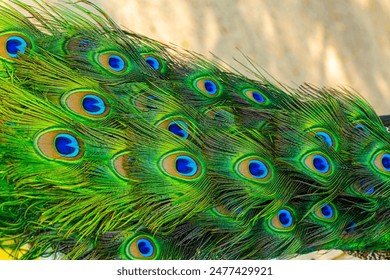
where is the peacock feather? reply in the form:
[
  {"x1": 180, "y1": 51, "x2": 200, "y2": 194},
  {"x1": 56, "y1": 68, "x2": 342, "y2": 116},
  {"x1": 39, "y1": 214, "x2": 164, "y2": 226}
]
[{"x1": 0, "y1": 0, "x2": 389, "y2": 260}]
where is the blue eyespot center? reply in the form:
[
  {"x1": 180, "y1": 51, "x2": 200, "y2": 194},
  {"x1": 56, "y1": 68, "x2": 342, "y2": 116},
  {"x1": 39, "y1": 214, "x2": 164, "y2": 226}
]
[
  {"x1": 136, "y1": 239, "x2": 154, "y2": 257},
  {"x1": 365, "y1": 186, "x2": 374, "y2": 194},
  {"x1": 6, "y1": 36, "x2": 28, "y2": 58},
  {"x1": 364, "y1": 186, "x2": 375, "y2": 194},
  {"x1": 204, "y1": 80, "x2": 218, "y2": 95},
  {"x1": 312, "y1": 155, "x2": 330, "y2": 173},
  {"x1": 168, "y1": 121, "x2": 189, "y2": 139},
  {"x1": 145, "y1": 56, "x2": 160, "y2": 70},
  {"x1": 227, "y1": 204, "x2": 243, "y2": 215},
  {"x1": 315, "y1": 132, "x2": 333, "y2": 147},
  {"x1": 248, "y1": 160, "x2": 268, "y2": 179},
  {"x1": 321, "y1": 204, "x2": 333, "y2": 219},
  {"x1": 108, "y1": 55, "x2": 125, "y2": 71},
  {"x1": 252, "y1": 91, "x2": 265, "y2": 103},
  {"x1": 54, "y1": 134, "x2": 79, "y2": 157},
  {"x1": 77, "y1": 39, "x2": 92, "y2": 51},
  {"x1": 278, "y1": 209, "x2": 293, "y2": 228},
  {"x1": 343, "y1": 222, "x2": 356, "y2": 234},
  {"x1": 175, "y1": 155, "x2": 198, "y2": 176},
  {"x1": 355, "y1": 123, "x2": 368, "y2": 134},
  {"x1": 358, "y1": 180, "x2": 375, "y2": 194},
  {"x1": 82, "y1": 95, "x2": 106, "y2": 115},
  {"x1": 381, "y1": 153, "x2": 390, "y2": 171}
]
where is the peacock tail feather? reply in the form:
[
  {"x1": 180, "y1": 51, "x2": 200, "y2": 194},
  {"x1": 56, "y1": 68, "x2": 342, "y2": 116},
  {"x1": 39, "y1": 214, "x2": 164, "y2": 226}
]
[{"x1": 0, "y1": 0, "x2": 389, "y2": 260}]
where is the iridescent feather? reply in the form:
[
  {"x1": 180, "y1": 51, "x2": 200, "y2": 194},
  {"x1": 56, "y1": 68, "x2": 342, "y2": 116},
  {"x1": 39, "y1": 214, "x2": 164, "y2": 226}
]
[{"x1": 0, "y1": 0, "x2": 388, "y2": 260}]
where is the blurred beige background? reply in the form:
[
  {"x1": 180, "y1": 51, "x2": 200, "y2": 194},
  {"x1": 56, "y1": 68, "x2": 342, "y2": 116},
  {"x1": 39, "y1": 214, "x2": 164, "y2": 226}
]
[{"x1": 94, "y1": 0, "x2": 390, "y2": 117}]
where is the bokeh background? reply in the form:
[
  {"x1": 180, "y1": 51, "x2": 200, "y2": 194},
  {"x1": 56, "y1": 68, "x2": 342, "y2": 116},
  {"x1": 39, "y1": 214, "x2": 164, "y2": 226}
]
[
  {"x1": 94, "y1": 0, "x2": 390, "y2": 117},
  {"x1": 9, "y1": 0, "x2": 390, "y2": 260}
]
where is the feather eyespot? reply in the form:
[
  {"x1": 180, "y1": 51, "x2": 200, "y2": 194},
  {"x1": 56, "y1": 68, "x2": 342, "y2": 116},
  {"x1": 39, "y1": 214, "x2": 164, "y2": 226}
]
[
  {"x1": 353, "y1": 180, "x2": 375, "y2": 195},
  {"x1": 372, "y1": 151, "x2": 390, "y2": 175},
  {"x1": 343, "y1": 222, "x2": 356, "y2": 235},
  {"x1": 235, "y1": 156, "x2": 272, "y2": 182},
  {"x1": 176, "y1": 156, "x2": 198, "y2": 176},
  {"x1": 269, "y1": 208, "x2": 295, "y2": 231},
  {"x1": 65, "y1": 38, "x2": 95, "y2": 53},
  {"x1": 96, "y1": 51, "x2": 129, "y2": 74},
  {"x1": 61, "y1": 90, "x2": 110, "y2": 119},
  {"x1": 353, "y1": 121, "x2": 369, "y2": 135},
  {"x1": 122, "y1": 235, "x2": 158, "y2": 260},
  {"x1": 205, "y1": 107, "x2": 235, "y2": 124},
  {"x1": 111, "y1": 152, "x2": 133, "y2": 180},
  {"x1": 157, "y1": 117, "x2": 190, "y2": 139},
  {"x1": 243, "y1": 89, "x2": 267, "y2": 104},
  {"x1": 214, "y1": 203, "x2": 243, "y2": 216},
  {"x1": 302, "y1": 152, "x2": 332, "y2": 176},
  {"x1": 313, "y1": 203, "x2": 337, "y2": 222},
  {"x1": 168, "y1": 121, "x2": 189, "y2": 139},
  {"x1": 194, "y1": 77, "x2": 222, "y2": 97},
  {"x1": 0, "y1": 33, "x2": 31, "y2": 60},
  {"x1": 160, "y1": 152, "x2": 203, "y2": 180},
  {"x1": 141, "y1": 53, "x2": 167, "y2": 73},
  {"x1": 55, "y1": 134, "x2": 79, "y2": 157},
  {"x1": 313, "y1": 130, "x2": 336, "y2": 149},
  {"x1": 145, "y1": 56, "x2": 160, "y2": 69},
  {"x1": 34, "y1": 129, "x2": 83, "y2": 161},
  {"x1": 82, "y1": 95, "x2": 106, "y2": 114},
  {"x1": 133, "y1": 94, "x2": 161, "y2": 112}
]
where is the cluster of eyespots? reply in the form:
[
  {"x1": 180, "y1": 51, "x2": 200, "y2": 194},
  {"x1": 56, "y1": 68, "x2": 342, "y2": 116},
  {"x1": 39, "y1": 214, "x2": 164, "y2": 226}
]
[
  {"x1": 193, "y1": 77, "x2": 222, "y2": 97},
  {"x1": 354, "y1": 180, "x2": 375, "y2": 195},
  {"x1": 302, "y1": 152, "x2": 332, "y2": 176},
  {"x1": 157, "y1": 117, "x2": 190, "y2": 139},
  {"x1": 235, "y1": 156, "x2": 272, "y2": 182},
  {"x1": 96, "y1": 51, "x2": 129, "y2": 74},
  {"x1": 160, "y1": 151, "x2": 203, "y2": 180},
  {"x1": 34, "y1": 129, "x2": 83, "y2": 161},
  {"x1": 122, "y1": 235, "x2": 158, "y2": 260},
  {"x1": 243, "y1": 89, "x2": 267, "y2": 105},
  {"x1": 269, "y1": 208, "x2": 295, "y2": 231},
  {"x1": 313, "y1": 203, "x2": 337, "y2": 222},
  {"x1": 141, "y1": 53, "x2": 166, "y2": 73},
  {"x1": 111, "y1": 152, "x2": 134, "y2": 180},
  {"x1": 343, "y1": 222, "x2": 356, "y2": 235},
  {"x1": 61, "y1": 90, "x2": 110, "y2": 119},
  {"x1": 0, "y1": 33, "x2": 30, "y2": 60},
  {"x1": 372, "y1": 151, "x2": 390, "y2": 175},
  {"x1": 313, "y1": 130, "x2": 335, "y2": 149}
]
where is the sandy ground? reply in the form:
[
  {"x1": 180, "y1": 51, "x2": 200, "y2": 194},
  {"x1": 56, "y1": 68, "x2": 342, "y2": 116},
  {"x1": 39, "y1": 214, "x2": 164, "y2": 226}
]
[{"x1": 11, "y1": 0, "x2": 390, "y2": 260}]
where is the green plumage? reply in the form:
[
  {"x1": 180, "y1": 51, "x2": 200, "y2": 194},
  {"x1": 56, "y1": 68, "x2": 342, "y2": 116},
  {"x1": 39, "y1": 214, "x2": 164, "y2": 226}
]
[{"x1": 0, "y1": 0, "x2": 389, "y2": 260}]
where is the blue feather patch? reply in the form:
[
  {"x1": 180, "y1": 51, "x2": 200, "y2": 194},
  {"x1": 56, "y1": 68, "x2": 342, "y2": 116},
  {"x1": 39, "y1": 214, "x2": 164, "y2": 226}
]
[
  {"x1": 54, "y1": 134, "x2": 80, "y2": 157},
  {"x1": 6, "y1": 36, "x2": 27, "y2": 58}
]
